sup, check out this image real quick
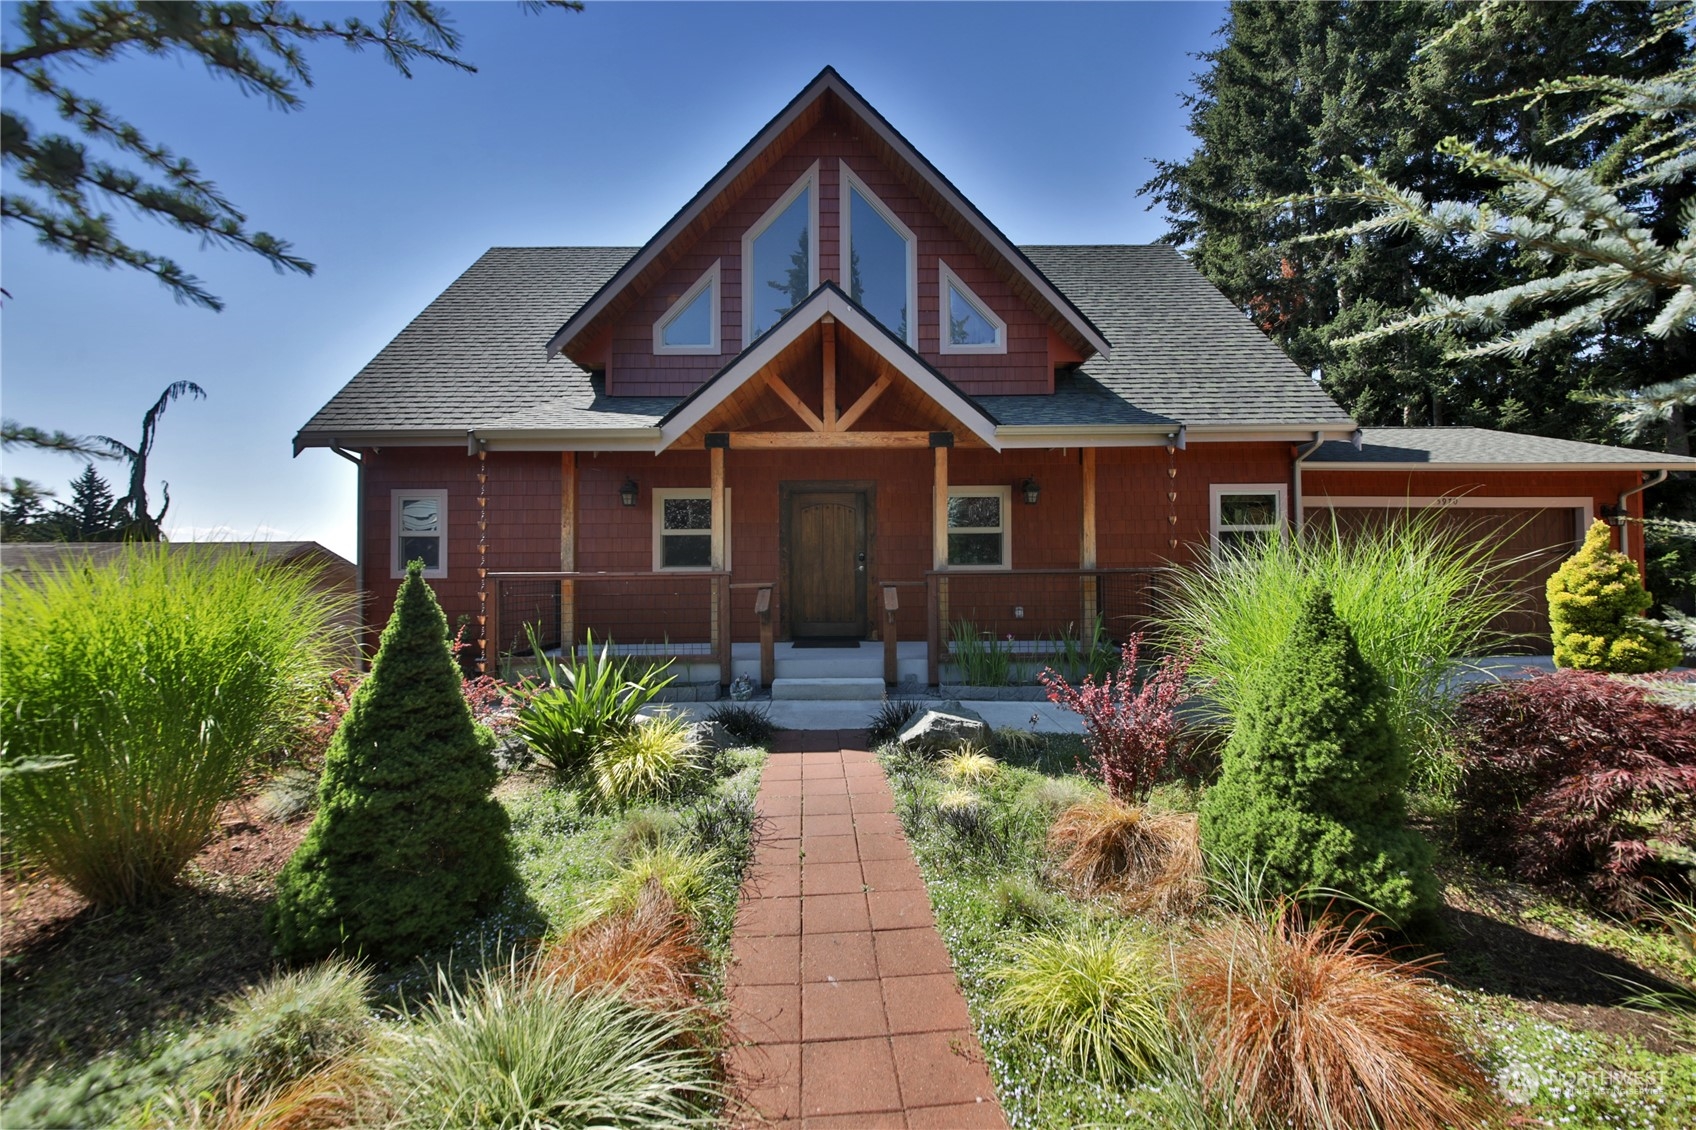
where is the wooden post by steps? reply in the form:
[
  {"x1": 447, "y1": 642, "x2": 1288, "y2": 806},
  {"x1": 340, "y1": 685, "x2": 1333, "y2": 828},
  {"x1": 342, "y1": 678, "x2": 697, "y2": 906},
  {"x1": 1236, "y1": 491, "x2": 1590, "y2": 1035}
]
[
  {"x1": 883, "y1": 584, "x2": 899, "y2": 687},
  {"x1": 757, "y1": 585, "x2": 775, "y2": 688}
]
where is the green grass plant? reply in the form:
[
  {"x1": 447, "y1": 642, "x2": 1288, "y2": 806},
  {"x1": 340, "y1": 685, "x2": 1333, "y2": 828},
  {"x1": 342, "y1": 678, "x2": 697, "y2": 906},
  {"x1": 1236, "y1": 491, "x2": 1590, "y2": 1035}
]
[
  {"x1": 590, "y1": 844, "x2": 721, "y2": 923},
  {"x1": 950, "y1": 618, "x2": 1016, "y2": 686},
  {"x1": 1049, "y1": 615, "x2": 1117, "y2": 682},
  {"x1": 212, "y1": 957, "x2": 373, "y2": 1093},
  {"x1": 988, "y1": 923, "x2": 1176, "y2": 1086},
  {"x1": 868, "y1": 698, "x2": 923, "y2": 746},
  {"x1": 0, "y1": 543, "x2": 350, "y2": 906},
  {"x1": 940, "y1": 745, "x2": 1001, "y2": 784},
  {"x1": 595, "y1": 712, "x2": 705, "y2": 807},
  {"x1": 372, "y1": 966, "x2": 719, "y2": 1128},
  {"x1": 1157, "y1": 507, "x2": 1520, "y2": 778}
]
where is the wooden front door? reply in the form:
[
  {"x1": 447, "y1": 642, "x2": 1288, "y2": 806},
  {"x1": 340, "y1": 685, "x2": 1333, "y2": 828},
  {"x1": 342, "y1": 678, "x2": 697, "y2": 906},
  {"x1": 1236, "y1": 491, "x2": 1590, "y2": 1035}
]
[{"x1": 788, "y1": 490, "x2": 868, "y2": 637}]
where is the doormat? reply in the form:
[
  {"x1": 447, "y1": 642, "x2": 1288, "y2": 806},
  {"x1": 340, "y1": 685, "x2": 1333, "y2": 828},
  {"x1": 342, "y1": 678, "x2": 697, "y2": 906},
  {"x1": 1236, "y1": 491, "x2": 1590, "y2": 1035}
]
[{"x1": 790, "y1": 638, "x2": 862, "y2": 649}]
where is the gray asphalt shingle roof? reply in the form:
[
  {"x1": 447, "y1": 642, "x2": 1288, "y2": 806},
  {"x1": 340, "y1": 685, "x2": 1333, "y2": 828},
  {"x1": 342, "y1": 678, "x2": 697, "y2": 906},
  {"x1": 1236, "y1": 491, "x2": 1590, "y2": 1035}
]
[
  {"x1": 1311, "y1": 427, "x2": 1696, "y2": 468},
  {"x1": 293, "y1": 244, "x2": 1350, "y2": 445}
]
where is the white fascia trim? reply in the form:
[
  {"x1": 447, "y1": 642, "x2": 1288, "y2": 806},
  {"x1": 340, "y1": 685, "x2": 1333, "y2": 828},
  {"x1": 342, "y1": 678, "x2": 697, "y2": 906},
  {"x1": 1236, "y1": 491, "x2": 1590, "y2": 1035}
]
[
  {"x1": 993, "y1": 426, "x2": 1172, "y2": 448},
  {"x1": 1305, "y1": 460, "x2": 1696, "y2": 471},
  {"x1": 653, "y1": 261, "x2": 721, "y2": 355},
  {"x1": 839, "y1": 161, "x2": 918, "y2": 347},
  {"x1": 1186, "y1": 426, "x2": 1358, "y2": 442},
  {"x1": 741, "y1": 162, "x2": 820, "y2": 348},
  {"x1": 659, "y1": 288, "x2": 1000, "y2": 451},
  {"x1": 938, "y1": 260, "x2": 1007, "y2": 355}
]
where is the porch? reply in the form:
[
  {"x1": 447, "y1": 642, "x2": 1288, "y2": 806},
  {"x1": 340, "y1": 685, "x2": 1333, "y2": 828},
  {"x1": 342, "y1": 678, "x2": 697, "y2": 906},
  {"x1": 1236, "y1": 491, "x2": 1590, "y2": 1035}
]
[{"x1": 486, "y1": 567, "x2": 1170, "y2": 693}]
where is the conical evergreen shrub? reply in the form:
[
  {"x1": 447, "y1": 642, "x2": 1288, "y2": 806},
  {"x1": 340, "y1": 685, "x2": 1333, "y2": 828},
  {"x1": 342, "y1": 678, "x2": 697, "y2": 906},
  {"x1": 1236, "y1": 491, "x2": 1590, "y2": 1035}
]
[
  {"x1": 270, "y1": 562, "x2": 514, "y2": 963},
  {"x1": 1199, "y1": 589, "x2": 1437, "y2": 929},
  {"x1": 1548, "y1": 519, "x2": 1681, "y2": 673}
]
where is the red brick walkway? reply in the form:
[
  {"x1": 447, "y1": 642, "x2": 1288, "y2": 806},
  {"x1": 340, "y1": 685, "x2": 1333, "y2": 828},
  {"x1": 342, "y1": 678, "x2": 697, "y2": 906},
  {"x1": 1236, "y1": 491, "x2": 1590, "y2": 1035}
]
[{"x1": 725, "y1": 730, "x2": 1008, "y2": 1129}]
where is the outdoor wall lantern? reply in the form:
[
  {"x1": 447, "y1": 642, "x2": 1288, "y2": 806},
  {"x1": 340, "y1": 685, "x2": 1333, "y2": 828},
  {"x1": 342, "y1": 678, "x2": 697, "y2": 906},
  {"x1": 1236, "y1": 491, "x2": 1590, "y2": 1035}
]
[
  {"x1": 620, "y1": 479, "x2": 639, "y2": 507},
  {"x1": 1021, "y1": 478, "x2": 1041, "y2": 505}
]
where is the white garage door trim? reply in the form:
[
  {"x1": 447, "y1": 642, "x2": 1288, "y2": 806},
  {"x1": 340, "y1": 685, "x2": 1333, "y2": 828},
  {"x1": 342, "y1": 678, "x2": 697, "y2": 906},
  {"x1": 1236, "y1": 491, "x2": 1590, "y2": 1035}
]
[{"x1": 1303, "y1": 495, "x2": 1593, "y2": 549}]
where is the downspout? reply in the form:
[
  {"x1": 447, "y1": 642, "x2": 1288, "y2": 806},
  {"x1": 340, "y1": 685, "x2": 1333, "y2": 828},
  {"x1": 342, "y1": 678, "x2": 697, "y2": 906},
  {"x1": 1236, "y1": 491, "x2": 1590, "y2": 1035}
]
[
  {"x1": 1291, "y1": 430, "x2": 1327, "y2": 533},
  {"x1": 1614, "y1": 469, "x2": 1669, "y2": 559},
  {"x1": 329, "y1": 442, "x2": 366, "y2": 668}
]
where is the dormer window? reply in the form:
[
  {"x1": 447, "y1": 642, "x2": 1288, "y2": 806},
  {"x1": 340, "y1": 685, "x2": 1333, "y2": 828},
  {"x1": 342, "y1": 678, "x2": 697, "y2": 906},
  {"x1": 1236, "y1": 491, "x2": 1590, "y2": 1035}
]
[
  {"x1": 654, "y1": 261, "x2": 720, "y2": 354},
  {"x1": 939, "y1": 261, "x2": 1007, "y2": 354},
  {"x1": 743, "y1": 163, "x2": 819, "y2": 343},
  {"x1": 840, "y1": 162, "x2": 916, "y2": 346}
]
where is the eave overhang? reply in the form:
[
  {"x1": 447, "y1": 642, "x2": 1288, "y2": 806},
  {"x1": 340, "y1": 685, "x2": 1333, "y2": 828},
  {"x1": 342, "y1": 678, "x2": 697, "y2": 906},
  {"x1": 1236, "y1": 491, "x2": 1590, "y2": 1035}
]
[{"x1": 544, "y1": 67, "x2": 1111, "y2": 365}]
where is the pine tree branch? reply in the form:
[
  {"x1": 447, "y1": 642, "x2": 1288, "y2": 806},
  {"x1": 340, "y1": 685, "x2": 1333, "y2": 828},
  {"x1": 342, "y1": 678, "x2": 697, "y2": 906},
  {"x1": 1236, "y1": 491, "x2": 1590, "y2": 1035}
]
[{"x1": 1, "y1": 419, "x2": 120, "y2": 458}]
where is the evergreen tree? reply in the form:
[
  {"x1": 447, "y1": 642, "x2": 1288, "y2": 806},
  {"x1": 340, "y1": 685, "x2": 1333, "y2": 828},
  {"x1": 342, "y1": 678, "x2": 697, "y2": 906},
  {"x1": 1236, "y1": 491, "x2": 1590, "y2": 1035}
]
[
  {"x1": 270, "y1": 562, "x2": 514, "y2": 964},
  {"x1": 43, "y1": 463, "x2": 120, "y2": 541},
  {"x1": 96, "y1": 380, "x2": 205, "y2": 541},
  {"x1": 1, "y1": 477, "x2": 55, "y2": 541},
  {"x1": 1548, "y1": 519, "x2": 1682, "y2": 673},
  {"x1": 1144, "y1": 0, "x2": 1681, "y2": 437},
  {"x1": 1200, "y1": 589, "x2": 1438, "y2": 929},
  {"x1": 2, "y1": 1, "x2": 578, "y2": 311}
]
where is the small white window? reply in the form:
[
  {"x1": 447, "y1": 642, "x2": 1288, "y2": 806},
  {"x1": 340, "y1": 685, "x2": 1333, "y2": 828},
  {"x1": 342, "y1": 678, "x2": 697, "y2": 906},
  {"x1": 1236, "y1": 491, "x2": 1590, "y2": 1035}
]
[
  {"x1": 840, "y1": 162, "x2": 917, "y2": 346},
  {"x1": 1211, "y1": 484, "x2": 1287, "y2": 554},
  {"x1": 392, "y1": 489, "x2": 448, "y2": 578},
  {"x1": 653, "y1": 488, "x2": 731, "y2": 571},
  {"x1": 742, "y1": 163, "x2": 819, "y2": 344},
  {"x1": 946, "y1": 486, "x2": 1010, "y2": 569},
  {"x1": 653, "y1": 261, "x2": 720, "y2": 354},
  {"x1": 939, "y1": 261, "x2": 1006, "y2": 354}
]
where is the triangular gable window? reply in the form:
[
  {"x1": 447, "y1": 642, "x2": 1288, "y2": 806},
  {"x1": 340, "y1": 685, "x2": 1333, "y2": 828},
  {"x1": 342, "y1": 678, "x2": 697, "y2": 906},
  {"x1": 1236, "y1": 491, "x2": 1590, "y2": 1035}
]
[
  {"x1": 742, "y1": 163, "x2": 820, "y2": 344},
  {"x1": 654, "y1": 261, "x2": 721, "y2": 354},
  {"x1": 939, "y1": 260, "x2": 1006, "y2": 354}
]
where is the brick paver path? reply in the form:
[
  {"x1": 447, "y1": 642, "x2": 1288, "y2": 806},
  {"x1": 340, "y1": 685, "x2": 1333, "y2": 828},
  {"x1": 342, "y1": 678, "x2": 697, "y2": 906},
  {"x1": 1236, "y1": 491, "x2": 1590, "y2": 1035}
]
[{"x1": 725, "y1": 730, "x2": 1009, "y2": 1129}]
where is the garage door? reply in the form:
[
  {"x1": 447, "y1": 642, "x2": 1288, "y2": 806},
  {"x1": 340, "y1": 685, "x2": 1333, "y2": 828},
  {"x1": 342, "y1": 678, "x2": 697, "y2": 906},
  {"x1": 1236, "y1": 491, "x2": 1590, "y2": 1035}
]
[{"x1": 1303, "y1": 505, "x2": 1579, "y2": 650}]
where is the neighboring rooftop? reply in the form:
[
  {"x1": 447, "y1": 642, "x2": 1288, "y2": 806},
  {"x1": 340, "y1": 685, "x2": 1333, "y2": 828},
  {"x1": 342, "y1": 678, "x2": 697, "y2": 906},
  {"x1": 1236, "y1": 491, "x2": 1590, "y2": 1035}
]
[
  {"x1": 294, "y1": 244, "x2": 1355, "y2": 448},
  {"x1": 1309, "y1": 427, "x2": 1696, "y2": 469}
]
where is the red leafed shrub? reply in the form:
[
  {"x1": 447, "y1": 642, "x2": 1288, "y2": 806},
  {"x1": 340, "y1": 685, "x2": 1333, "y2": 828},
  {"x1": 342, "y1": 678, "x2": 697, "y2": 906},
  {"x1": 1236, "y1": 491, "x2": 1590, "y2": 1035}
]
[
  {"x1": 1039, "y1": 633, "x2": 1195, "y2": 803},
  {"x1": 1454, "y1": 669, "x2": 1696, "y2": 909}
]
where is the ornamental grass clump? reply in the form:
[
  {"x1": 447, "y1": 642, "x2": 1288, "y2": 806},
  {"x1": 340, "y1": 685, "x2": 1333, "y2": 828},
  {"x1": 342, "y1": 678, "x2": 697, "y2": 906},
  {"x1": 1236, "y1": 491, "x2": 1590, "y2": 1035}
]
[
  {"x1": 1159, "y1": 508, "x2": 1519, "y2": 760},
  {"x1": 988, "y1": 924, "x2": 1175, "y2": 1086},
  {"x1": 0, "y1": 544, "x2": 350, "y2": 906},
  {"x1": 1176, "y1": 900, "x2": 1500, "y2": 1130},
  {"x1": 1049, "y1": 796, "x2": 1205, "y2": 919},
  {"x1": 591, "y1": 849, "x2": 721, "y2": 923},
  {"x1": 1039, "y1": 632, "x2": 1194, "y2": 802},
  {"x1": 269, "y1": 562, "x2": 515, "y2": 964},
  {"x1": 1200, "y1": 589, "x2": 1438, "y2": 929},
  {"x1": 1549, "y1": 518, "x2": 1682, "y2": 672},
  {"x1": 537, "y1": 885, "x2": 706, "y2": 1013},
  {"x1": 595, "y1": 713, "x2": 706, "y2": 807},
  {"x1": 940, "y1": 744, "x2": 1001, "y2": 784}
]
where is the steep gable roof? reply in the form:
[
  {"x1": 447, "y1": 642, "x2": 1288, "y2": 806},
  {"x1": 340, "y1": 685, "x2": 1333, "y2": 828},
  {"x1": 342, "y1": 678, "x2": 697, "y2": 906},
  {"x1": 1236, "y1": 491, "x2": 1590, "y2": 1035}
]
[{"x1": 544, "y1": 67, "x2": 1111, "y2": 365}]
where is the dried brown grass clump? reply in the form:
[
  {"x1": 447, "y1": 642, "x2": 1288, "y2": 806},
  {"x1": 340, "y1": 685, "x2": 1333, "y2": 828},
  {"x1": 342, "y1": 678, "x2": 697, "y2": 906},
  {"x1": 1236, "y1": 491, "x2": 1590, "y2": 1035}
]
[
  {"x1": 536, "y1": 881, "x2": 707, "y2": 1012},
  {"x1": 1175, "y1": 902, "x2": 1502, "y2": 1130},
  {"x1": 209, "y1": 1057, "x2": 375, "y2": 1130},
  {"x1": 1048, "y1": 797, "x2": 1205, "y2": 919}
]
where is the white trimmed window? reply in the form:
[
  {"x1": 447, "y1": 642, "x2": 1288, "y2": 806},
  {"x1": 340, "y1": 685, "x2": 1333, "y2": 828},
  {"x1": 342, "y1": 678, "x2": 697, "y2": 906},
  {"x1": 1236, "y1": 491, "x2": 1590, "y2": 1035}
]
[
  {"x1": 742, "y1": 163, "x2": 819, "y2": 344},
  {"x1": 1211, "y1": 484, "x2": 1287, "y2": 554},
  {"x1": 392, "y1": 489, "x2": 448, "y2": 578},
  {"x1": 946, "y1": 486, "x2": 1010, "y2": 569},
  {"x1": 653, "y1": 488, "x2": 731, "y2": 571},
  {"x1": 939, "y1": 261, "x2": 1006, "y2": 354},
  {"x1": 653, "y1": 261, "x2": 720, "y2": 354},
  {"x1": 840, "y1": 161, "x2": 917, "y2": 346}
]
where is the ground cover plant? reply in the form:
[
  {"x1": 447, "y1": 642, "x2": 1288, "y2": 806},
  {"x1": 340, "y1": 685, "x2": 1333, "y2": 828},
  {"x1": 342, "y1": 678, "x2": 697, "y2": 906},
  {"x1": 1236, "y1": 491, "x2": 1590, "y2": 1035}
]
[
  {"x1": 1455, "y1": 668, "x2": 1696, "y2": 909},
  {"x1": 878, "y1": 725, "x2": 1696, "y2": 1129},
  {"x1": 0, "y1": 543, "x2": 351, "y2": 907},
  {"x1": 269, "y1": 562, "x2": 516, "y2": 964},
  {"x1": 1157, "y1": 506, "x2": 1520, "y2": 775},
  {"x1": 1549, "y1": 519, "x2": 1684, "y2": 673}
]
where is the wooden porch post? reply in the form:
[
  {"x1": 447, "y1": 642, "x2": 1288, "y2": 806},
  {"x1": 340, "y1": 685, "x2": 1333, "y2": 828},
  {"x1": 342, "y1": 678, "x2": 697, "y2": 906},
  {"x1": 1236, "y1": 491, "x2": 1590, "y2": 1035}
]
[
  {"x1": 929, "y1": 438, "x2": 950, "y2": 687},
  {"x1": 710, "y1": 443, "x2": 730, "y2": 688},
  {"x1": 560, "y1": 452, "x2": 576, "y2": 658},
  {"x1": 1080, "y1": 447, "x2": 1098, "y2": 629}
]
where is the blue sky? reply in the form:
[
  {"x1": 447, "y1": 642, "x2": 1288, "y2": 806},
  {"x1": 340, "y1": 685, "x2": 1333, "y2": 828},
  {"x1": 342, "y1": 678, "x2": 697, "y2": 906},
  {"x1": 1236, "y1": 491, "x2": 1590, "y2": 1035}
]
[{"x1": 1, "y1": 1, "x2": 1225, "y2": 560}]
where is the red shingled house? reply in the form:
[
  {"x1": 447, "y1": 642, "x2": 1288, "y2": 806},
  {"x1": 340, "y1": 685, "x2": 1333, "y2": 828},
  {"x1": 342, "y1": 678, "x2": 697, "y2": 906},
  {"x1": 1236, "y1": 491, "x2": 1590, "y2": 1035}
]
[{"x1": 295, "y1": 69, "x2": 1695, "y2": 691}]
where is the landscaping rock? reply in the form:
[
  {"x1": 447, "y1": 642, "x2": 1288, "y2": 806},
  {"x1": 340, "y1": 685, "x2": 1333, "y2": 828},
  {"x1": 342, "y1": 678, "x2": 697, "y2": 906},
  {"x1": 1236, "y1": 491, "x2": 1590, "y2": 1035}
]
[
  {"x1": 691, "y1": 720, "x2": 735, "y2": 753},
  {"x1": 898, "y1": 706, "x2": 989, "y2": 755}
]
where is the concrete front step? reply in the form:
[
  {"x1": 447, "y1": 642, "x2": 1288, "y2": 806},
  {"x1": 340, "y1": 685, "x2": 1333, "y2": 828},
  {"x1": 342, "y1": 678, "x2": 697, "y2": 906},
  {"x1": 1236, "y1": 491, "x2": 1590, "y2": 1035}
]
[{"x1": 770, "y1": 676, "x2": 888, "y2": 701}]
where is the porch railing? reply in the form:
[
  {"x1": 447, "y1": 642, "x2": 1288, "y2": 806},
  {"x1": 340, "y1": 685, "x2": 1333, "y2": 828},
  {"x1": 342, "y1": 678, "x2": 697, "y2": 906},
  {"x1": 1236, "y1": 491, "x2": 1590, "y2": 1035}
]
[
  {"x1": 488, "y1": 571, "x2": 753, "y2": 688},
  {"x1": 922, "y1": 567, "x2": 1172, "y2": 686}
]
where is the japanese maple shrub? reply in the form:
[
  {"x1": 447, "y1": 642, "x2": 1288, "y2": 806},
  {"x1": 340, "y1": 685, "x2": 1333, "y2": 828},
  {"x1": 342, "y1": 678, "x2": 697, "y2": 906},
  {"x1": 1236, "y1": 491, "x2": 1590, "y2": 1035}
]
[
  {"x1": 270, "y1": 562, "x2": 515, "y2": 963},
  {"x1": 1548, "y1": 518, "x2": 1681, "y2": 673},
  {"x1": 1200, "y1": 589, "x2": 1438, "y2": 929},
  {"x1": 1454, "y1": 668, "x2": 1696, "y2": 909},
  {"x1": 1039, "y1": 632, "x2": 1193, "y2": 803}
]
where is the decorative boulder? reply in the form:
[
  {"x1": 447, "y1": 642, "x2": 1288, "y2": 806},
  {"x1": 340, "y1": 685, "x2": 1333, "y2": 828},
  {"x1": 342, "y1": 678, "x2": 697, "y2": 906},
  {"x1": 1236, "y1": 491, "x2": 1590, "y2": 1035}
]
[
  {"x1": 898, "y1": 706, "x2": 990, "y2": 755},
  {"x1": 691, "y1": 720, "x2": 736, "y2": 754}
]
